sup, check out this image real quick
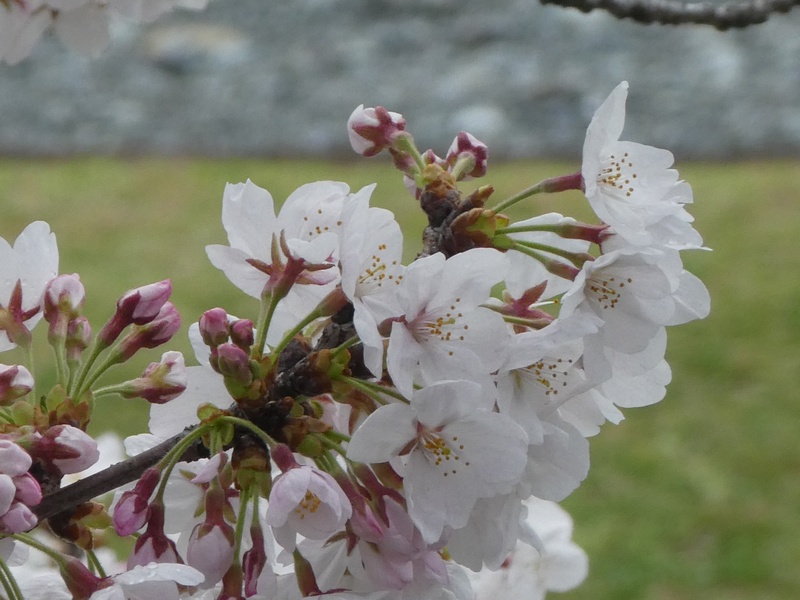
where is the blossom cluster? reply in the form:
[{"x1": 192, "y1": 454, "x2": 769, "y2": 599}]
[
  {"x1": 0, "y1": 81, "x2": 709, "y2": 599},
  {"x1": 0, "y1": 0, "x2": 210, "y2": 64}
]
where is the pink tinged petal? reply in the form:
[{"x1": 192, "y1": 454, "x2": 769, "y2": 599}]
[
  {"x1": 0, "y1": 440, "x2": 32, "y2": 476},
  {"x1": 0, "y1": 474, "x2": 15, "y2": 515},
  {"x1": 405, "y1": 407, "x2": 528, "y2": 543},
  {"x1": 0, "y1": 502, "x2": 37, "y2": 532},
  {"x1": 346, "y1": 403, "x2": 417, "y2": 464},
  {"x1": 411, "y1": 380, "x2": 483, "y2": 427},
  {"x1": 187, "y1": 525, "x2": 234, "y2": 588},
  {"x1": 278, "y1": 180, "x2": 351, "y2": 240},
  {"x1": 13, "y1": 473, "x2": 42, "y2": 506},
  {"x1": 266, "y1": 466, "x2": 313, "y2": 527}
]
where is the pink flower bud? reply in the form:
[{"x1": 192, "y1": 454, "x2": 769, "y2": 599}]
[
  {"x1": 13, "y1": 473, "x2": 41, "y2": 506},
  {"x1": 66, "y1": 316, "x2": 92, "y2": 362},
  {"x1": 0, "y1": 502, "x2": 37, "y2": 533},
  {"x1": 43, "y1": 273, "x2": 85, "y2": 323},
  {"x1": 59, "y1": 555, "x2": 105, "y2": 599},
  {"x1": 229, "y1": 319, "x2": 254, "y2": 350},
  {"x1": 115, "y1": 302, "x2": 182, "y2": 362},
  {"x1": 187, "y1": 484, "x2": 235, "y2": 589},
  {"x1": 128, "y1": 502, "x2": 181, "y2": 568},
  {"x1": 29, "y1": 425, "x2": 99, "y2": 475},
  {"x1": 446, "y1": 131, "x2": 489, "y2": 180},
  {"x1": 187, "y1": 522, "x2": 235, "y2": 589},
  {"x1": 113, "y1": 467, "x2": 161, "y2": 536},
  {"x1": 0, "y1": 440, "x2": 32, "y2": 477},
  {"x1": 243, "y1": 520, "x2": 266, "y2": 596},
  {"x1": 120, "y1": 351, "x2": 187, "y2": 404},
  {"x1": 199, "y1": 307, "x2": 230, "y2": 347},
  {"x1": 347, "y1": 105, "x2": 406, "y2": 157},
  {"x1": 213, "y1": 343, "x2": 253, "y2": 385},
  {"x1": 0, "y1": 475, "x2": 15, "y2": 515},
  {"x1": 0, "y1": 363, "x2": 33, "y2": 405},
  {"x1": 98, "y1": 280, "x2": 172, "y2": 346}
]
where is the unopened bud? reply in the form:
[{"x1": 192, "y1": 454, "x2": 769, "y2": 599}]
[
  {"x1": 98, "y1": 280, "x2": 172, "y2": 346},
  {"x1": 0, "y1": 364, "x2": 33, "y2": 405},
  {"x1": 347, "y1": 104, "x2": 407, "y2": 157},
  {"x1": 118, "y1": 351, "x2": 187, "y2": 404},
  {"x1": 199, "y1": 308, "x2": 230, "y2": 348},
  {"x1": 115, "y1": 302, "x2": 181, "y2": 362},
  {"x1": 43, "y1": 274, "x2": 85, "y2": 343},
  {"x1": 446, "y1": 131, "x2": 488, "y2": 180},
  {"x1": 113, "y1": 467, "x2": 161, "y2": 536},
  {"x1": 229, "y1": 319, "x2": 254, "y2": 350},
  {"x1": 28, "y1": 424, "x2": 99, "y2": 475},
  {"x1": 214, "y1": 343, "x2": 253, "y2": 386}
]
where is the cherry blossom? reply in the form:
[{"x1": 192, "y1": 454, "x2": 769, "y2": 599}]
[
  {"x1": 0, "y1": 221, "x2": 58, "y2": 352},
  {"x1": 347, "y1": 379, "x2": 528, "y2": 543}
]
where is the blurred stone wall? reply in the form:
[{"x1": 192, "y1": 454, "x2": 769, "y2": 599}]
[{"x1": 1, "y1": 0, "x2": 799, "y2": 158}]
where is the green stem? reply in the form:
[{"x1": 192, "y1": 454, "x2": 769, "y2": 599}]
[
  {"x1": 495, "y1": 223, "x2": 562, "y2": 236},
  {"x1": 231, "y1": 486, "x2": 251, "y2": 568},
  {"x1": 253, "y1": 291, "x2": 279, "y2": 358},
  {"x1": 492, "y1": 171, "x2": 583, "y2": 213},
  {"x1": 69, "y1": 337, "x2": 108, "y2": 398},
  {"x1": 153, "y1": 425, "x2": 212, "y2": 502},
  {"x1": 10, "y1": 533, "x2": 69, "y2": 569},
  {"x1": 337, "y1": 375, "x2": 408, "y2": 405},
  {"x1": 23, "y1": 345, "x2": 40, "y2": 410},
  {"x1": 268, "y1": 307, "x2": 324, "y2": 361},
  {"x1": 216, "y1": 416, "x2": 277, "y2": 449},
  {"x1": 0, "y1": 557, "x2": 23, "y2": 600},
  {"x1": 86, "y1": 549, "x2": 107, "y2": 578}
]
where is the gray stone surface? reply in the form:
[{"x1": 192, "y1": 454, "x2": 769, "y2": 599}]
[{"x1": 1, "y1": 0, "x2": 799, "y2": 158}]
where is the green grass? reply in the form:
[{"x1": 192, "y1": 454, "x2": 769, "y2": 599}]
[{"x1": 1, "y1": 158, "x2": 798, "y2": 599}]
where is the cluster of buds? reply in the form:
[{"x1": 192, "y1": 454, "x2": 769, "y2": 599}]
[{"x1": 0, "y1": 220, "x2": 187, "y2": 569}]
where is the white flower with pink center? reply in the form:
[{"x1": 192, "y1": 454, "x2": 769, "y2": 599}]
[
  {"x1": 582, "y1": 81, "x2": 697, "y2": 247},
  {"x1": 338, "y1": 194, "x2": 406, "y2": 377},
  {"x1": 347, "y1": 379, "x2": 528, "y2": 544},
  {"x1": 384, "y1": 248, "x2": 509, "y2": 397},
  {"x1": 265, "y1": 464, "x2": 352, "y2": 552},
  {"x1": 559, "y1": 246, "x2": 710, "y2": 355}
]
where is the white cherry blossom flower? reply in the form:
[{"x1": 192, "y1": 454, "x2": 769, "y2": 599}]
[
  {"x1": 266, "y1": 464, "x2": 352, "y2": 552},
  {"x1": 559, "y1": 246, "x2": 710, "y2": 355},
  {"x1": 0, "y1": 221, "x2": 58, "y2": 352},
  {"x1": 384, "y1": 248, "x2": 509, "y2": 397},
  {"x1": 347, "y1": 379, "x2": 528, "y2": 544},
  {"x1": 338, "y1": 194, "x2": 406, "y2": 376},
  {"x1": 582, "y1": 81, "x2": 696, "y2": 246},
  {"x1": 468, "y1": 497, "x2": 588, "y2": 600}
]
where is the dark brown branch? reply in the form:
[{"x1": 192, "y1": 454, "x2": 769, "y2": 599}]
[
  {"x1": 540, "y1": 0, "x2": 798, "y2": 29},
  {"x1": 33, "y1": 427, "x2": 202, "y2": 522}
]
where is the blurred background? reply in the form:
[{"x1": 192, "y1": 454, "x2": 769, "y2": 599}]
[
  {"x1": 1, "y1": 1, "x2": 799, "y2": 599},
  {"x1": 2, "y1": 0, "x2": 800, "y2": 159}
]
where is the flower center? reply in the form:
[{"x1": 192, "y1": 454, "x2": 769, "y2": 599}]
[
  {"x1": 419, "y1": 429, "x2": 469, "y2": 477},
  {"x1": 587, "y1": 273, "x2": 632, "y2": 310},
  {"x1": 294, "y1": 490, "x2": 322, "y2": 519},
  {"x1": 597, "y1": 152, "x2": 638, "y2": 198}
]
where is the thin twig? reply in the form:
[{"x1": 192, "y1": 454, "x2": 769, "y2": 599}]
[
  {"x1": 33, "y1": 427, "x2": 201, "y2": 522},
  {"x1": 540, "y1": 0, "x2": 797, "y2": 29}
]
